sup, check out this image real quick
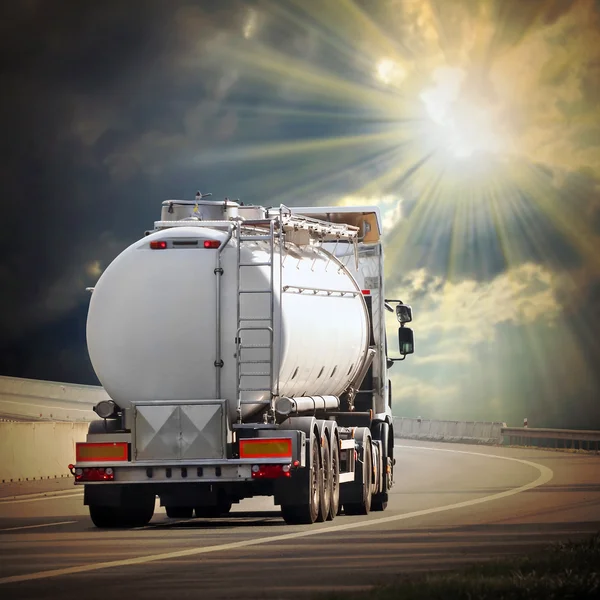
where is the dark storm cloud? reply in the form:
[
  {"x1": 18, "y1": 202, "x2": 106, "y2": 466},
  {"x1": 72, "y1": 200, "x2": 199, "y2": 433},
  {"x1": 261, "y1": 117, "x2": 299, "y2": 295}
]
[
  {"x1": 0, "y1": 0, "x2": 373, "y2": 379},
  {"x1": 0, "y1": 1, "x2": 179, "y2": 333},
  {"x1": 0, "y1": 1, "x2": 270, "y2": 335}
]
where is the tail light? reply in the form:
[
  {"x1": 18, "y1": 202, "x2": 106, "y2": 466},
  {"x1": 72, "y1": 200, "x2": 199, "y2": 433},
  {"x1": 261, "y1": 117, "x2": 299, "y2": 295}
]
[
  {"x1": 203, "y1": 240, "x2": 221, "y2": 249},
  {"x1": 74, "y1": 467, "x2": 115, "y2": 482},
  {"x1": 150, "y1": 241, "x2": 167, "y2": 250},
  {"x1": 251, "y1": 464, "x2": 292, "y2": 479}
]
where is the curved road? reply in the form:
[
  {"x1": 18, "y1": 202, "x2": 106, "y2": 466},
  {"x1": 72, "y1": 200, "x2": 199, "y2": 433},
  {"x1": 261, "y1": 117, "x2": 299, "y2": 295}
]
[{"x1": 0, "y1": 440, "x2": 599, "y2": 599}]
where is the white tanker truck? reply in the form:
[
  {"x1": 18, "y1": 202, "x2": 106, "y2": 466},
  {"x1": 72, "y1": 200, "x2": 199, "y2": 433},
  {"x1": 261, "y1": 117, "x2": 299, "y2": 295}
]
[{"x1": 69, "y1": 194, "x2": 415, "y2": 527}]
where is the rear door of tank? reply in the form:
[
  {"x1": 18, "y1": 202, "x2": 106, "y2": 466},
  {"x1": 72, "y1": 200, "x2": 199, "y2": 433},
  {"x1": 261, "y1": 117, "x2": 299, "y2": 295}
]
[{"x1": 132, "y1": 228, "x2": 224, "y2": 461}]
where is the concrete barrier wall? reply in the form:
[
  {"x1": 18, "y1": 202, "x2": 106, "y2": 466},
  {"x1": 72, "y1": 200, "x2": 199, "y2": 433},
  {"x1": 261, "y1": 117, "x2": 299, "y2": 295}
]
[
  {"x1": 0, "y1": 375, "x2": 104, "y2": 422},
  {"x1": 393, "y1": 417, "x2": 506, "y2": 445},
  {"x1": 0, "y1": 421, "x2": 89, "y2": 482}
]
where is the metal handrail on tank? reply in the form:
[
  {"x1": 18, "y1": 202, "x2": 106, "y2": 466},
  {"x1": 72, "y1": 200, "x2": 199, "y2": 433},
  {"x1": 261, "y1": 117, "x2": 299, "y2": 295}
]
[
  {"x1": 215, "y1": 224, "x2": 234, "y2": 399},
  {"x1": 282, "y1": 285, "x2": 360, "y2": 297}
]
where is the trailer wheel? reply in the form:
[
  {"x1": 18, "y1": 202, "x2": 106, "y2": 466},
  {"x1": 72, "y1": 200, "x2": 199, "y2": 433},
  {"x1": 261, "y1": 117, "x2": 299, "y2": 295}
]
[
  {"x1": 166, "y1": 506, "x2": 194, "y2": 519},
  {"x1": 316, "y1": 435, "x2": 332, "y2": 522},
  {"x1": 343, "y1": 441, "x2": 372, "y2": 516},
  {"x1": 371, "y1": 495, "x2": 388, "y2": 511},
  {"x1": 371, "y1": 421, "x2": 390, "y2": 512},
  {"x1": 281, "y1": 435, "x2": 321, "y2": 525},
  {"x1": 195, "y1": 493, "x2": 232, "y2": 518},
  {"x1": 89, "y1": 505, "x2": 123, "y2": 528},
  {"x1": 89, "y1": 498, "x2": 155, "y2": 529},
  {"x1": 327, "y1": 436, "x2": 340, "y2": 521}
]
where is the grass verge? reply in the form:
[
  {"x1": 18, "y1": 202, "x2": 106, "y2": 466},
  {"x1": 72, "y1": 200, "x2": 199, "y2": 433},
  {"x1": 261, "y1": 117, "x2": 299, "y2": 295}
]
[{"x1": 319, "y1": 533, "x2": 600, "y2": 599}]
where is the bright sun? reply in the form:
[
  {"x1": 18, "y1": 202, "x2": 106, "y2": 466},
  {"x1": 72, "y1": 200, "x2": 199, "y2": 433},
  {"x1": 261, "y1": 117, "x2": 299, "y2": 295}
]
[{"x1": 419, "y1": 66, "x2": 505, "y2": 160}]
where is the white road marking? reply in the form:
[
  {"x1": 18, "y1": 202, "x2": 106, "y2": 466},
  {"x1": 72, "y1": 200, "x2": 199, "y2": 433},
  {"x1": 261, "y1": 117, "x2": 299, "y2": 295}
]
[
  {"x1": 0, "y1": 488, "x2": 82, "y2": 503},
  {"x1": 0, "y1": 521, "x2": 76, "y2": 532},
  {"x1": 0, "y1": 492, "x2": 83, "y2": 506},
  {"x1": 0, "y1": 444, "x2": 554, "y2": 585}
]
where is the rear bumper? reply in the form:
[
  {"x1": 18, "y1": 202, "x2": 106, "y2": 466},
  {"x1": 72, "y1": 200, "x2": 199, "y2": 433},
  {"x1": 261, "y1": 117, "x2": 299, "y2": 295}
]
[{"x1": 73, "y1": 458, "x2": 293, "y2": 485}]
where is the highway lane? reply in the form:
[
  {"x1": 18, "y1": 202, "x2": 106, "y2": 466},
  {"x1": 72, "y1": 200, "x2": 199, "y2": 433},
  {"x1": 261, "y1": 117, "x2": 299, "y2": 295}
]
[{"x1": 0, "y1": 440, "x2": 599, "y2": 599}]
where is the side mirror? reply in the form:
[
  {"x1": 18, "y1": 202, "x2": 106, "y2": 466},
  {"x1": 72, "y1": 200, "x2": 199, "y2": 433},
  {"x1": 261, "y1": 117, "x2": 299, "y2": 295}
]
[
  {"x1": 398, "y1": 327, "x2": 414, "y2": 355},
  {"x1": 396, "y1": 304, "x2": 412, "y2": 324}
]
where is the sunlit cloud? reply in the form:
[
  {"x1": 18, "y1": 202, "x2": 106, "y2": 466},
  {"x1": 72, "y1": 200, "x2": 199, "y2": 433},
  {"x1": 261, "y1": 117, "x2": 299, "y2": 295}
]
[
  {"x1": 242, "y1": 7, "x2": 259, "y2": 40},
  {"x1": 374, "y1": 58, "x2": 408, "y2": 86},
  {"x1": 337, "y1": 194, "x2": 403, "y2": 235},
  {"x1": 412, "y1": 351, "x2": 471, "y2": 366},
  {"x1": 390, "y1": 375, "x2": 459, "y2": 406},
  {"x1": 419, "y1": 66, "x2": 509, "y2": 160},
  {"x1": 85, "y1": 261, "x2": 103, "y2": 278},
  {"x1": 393, "y1": 263, "x2": 563, "y2": 346}
]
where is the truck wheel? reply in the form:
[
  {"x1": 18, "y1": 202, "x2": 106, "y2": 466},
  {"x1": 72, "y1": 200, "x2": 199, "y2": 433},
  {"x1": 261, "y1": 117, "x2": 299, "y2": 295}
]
[
  {"x1": 316, "y1": 435, "x2": 332, "y2": 522},
  {"x1": 327, "y1": 436, "x2": 340, "y2": 521},
  {"x1": 195, "y1": 493, "x2": 232, "y2": 518},
  {"x1": 371, "y1": 494, "x2": 387, "y2": 512},
  {"x1": 281, "y1": 435, "x2": 321, "y2": 525},
  {"x1": 89, "y1": 505, "x2": 123, "y2": 528},
  {"x1": 89, "y1": 499, "x2": 155, "y2": 528},
  {"x1": 166, "y1": 506, "x2": 194, "y2": 518},
  {"x1": 371, "y1": 421, "x2": 390, "y2": 512},
  {"x1": 343, "y1": 441, "x2": 372, "y2": 516}
]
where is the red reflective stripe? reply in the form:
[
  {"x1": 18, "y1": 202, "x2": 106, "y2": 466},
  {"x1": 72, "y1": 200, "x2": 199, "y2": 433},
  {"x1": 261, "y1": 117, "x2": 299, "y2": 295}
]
[{"x1": 362, "y1": 289, "x2": 371, "y2": 295}]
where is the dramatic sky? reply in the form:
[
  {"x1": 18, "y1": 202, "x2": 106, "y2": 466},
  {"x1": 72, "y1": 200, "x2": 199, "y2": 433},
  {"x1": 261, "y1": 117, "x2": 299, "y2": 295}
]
[{"x1": 1, "y1": 0, "x2": 599, "y2": 428}]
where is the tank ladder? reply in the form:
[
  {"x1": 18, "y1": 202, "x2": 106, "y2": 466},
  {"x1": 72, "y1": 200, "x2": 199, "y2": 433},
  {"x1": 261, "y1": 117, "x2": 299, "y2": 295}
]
[{"x1": 235, "y1": 218, "x2": 278, "y2": 423}]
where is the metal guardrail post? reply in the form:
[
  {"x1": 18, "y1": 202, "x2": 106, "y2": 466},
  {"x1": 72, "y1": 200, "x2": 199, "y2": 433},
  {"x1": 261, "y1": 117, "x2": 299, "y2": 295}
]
[{"x1": 501, "y1": 426, "x2": 600, "y2": 452}]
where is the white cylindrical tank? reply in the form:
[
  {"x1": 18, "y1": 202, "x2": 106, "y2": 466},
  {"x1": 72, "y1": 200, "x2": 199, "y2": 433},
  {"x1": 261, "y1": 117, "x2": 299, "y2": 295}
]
[{"x1": 86, "y1": 225, "x2": 370, "y2": 424}]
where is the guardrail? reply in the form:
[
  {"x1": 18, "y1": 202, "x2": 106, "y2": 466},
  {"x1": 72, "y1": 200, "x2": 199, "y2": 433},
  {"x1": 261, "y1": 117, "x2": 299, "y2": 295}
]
[
  {"x1": 393, "y1": 417, "x2": 505, "y2": 445},
  {"x1": 0, "y1": 375, "x2": 101, "y2": 422},
  {"x1": 501, "y1": 427, "x2": 600, "y2": 451}
]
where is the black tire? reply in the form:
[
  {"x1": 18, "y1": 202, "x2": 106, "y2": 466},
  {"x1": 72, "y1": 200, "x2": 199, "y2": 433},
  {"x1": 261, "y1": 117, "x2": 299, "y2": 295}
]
[
  {"x1": 89, "y1": 498, "x2": 155, "y2": 529},
  {"x1": 343, "y1": 441, "x2": 372, "y2": 516},
  {"x1": 281, "y1": 435, "x2": 321, "y2": 525},
  {"x1": 89, "y1": 505, "x2": 123, "y2": 528},
  {"x1": 166, "y1": 506, "x2": 194, "y2": 518},
  {"x1": 371, "y1": 496, "x2": 388, "y2": 511},
  {"x1": 316, "y1": 434, "x2": 332, "y2": 522},
  {"x1": 194, "y1": 495, "x2": 232, "y2": 518},
  {"x1": 327, "y1": 436, "x2": 340, "y2": 521},
  {"x1": 371, "y1": 421, "x2": 390, "y2": 512}
]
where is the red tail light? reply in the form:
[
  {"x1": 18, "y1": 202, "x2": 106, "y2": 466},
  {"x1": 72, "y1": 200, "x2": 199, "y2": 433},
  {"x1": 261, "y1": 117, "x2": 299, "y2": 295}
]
[
  {"x1": 150, "y1": 241, "x2": 167, "y2": 250},
  {"x1": 203, "y1": 240, "x2": 220, "y2": 249},
  {"x1": 251, "y1": 464, "x2": 291, "y2": 479},
  {"x1": 74, "y1": 467, "x2": 115, "y2": 482}
]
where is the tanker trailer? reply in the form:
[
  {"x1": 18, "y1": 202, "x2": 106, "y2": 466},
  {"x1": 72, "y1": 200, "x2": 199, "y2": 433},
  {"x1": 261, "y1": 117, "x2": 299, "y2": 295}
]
[{"x1": 69, "y1": 195, "x2": 415, "y2": 527}]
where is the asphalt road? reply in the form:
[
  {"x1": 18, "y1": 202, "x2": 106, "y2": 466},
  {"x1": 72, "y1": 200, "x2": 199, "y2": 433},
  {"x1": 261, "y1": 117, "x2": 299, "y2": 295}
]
[{"x1": 1, "y1": 440, "x2": 599, "y2": 599}]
